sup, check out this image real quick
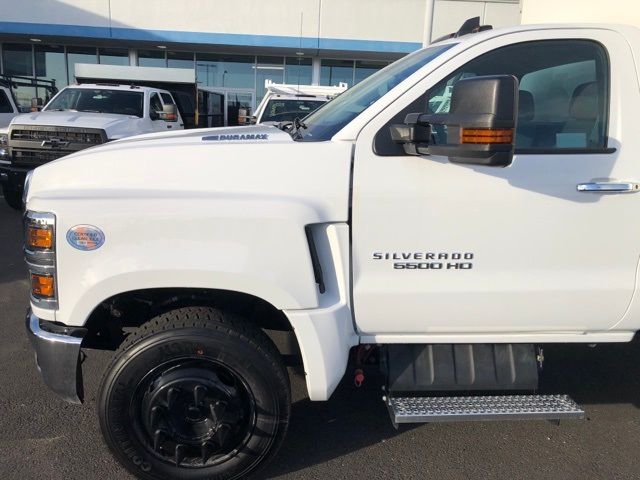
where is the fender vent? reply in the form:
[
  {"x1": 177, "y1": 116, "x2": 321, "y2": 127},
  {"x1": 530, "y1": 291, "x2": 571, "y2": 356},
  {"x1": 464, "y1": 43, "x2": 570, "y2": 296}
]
[{"x1": 305, "y1": 226, "x2": 325, "y2": 294}]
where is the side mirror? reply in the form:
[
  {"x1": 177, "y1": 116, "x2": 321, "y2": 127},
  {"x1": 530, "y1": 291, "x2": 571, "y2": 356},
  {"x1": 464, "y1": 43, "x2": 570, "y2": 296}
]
[
  {"x1": 159, "y1": 104, "x2": 178, "y2": 122},
  {"x1": 30, "y1": 97, "x2": 44, "y2": 112},
  {"x1": 391, "y1": 75, "x2": 519, "y2": 167}
]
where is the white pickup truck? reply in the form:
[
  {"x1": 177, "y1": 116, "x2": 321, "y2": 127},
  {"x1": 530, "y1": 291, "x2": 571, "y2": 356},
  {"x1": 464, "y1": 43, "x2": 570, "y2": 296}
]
[
  {"x1": 1, "y1": 83, "x2": 182, "y2": 209},
  {"x1": 252, "y1": 79, "x2": 348, "y2": 124},
  {"x1": 23, "y1": 21, "x2": 640, "y2": 480}
]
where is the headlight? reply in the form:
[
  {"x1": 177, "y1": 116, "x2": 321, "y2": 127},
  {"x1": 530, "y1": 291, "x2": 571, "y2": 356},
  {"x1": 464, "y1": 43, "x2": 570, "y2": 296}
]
[
  {"x1": 24, "y1": 211, "x2": 58, "y2": 309},
  {"x1": 0, "y1": 133, "x2": 8, "y2": 158}
]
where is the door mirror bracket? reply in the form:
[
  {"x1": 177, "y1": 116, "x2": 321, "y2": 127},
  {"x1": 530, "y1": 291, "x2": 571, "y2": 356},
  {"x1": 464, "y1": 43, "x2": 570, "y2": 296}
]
[
  {"x1": 389, "y1": 116, "x2": 432, "y2": 156},
  {"x1": 390, "y1": 75, "x2": 519, "y2": 167}
]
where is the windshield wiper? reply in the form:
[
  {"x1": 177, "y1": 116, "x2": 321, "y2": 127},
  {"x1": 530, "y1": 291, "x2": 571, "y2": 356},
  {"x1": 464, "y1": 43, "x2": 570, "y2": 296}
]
[{"x1": 276, "y1": 121, "x2": 293, "y2": 132}]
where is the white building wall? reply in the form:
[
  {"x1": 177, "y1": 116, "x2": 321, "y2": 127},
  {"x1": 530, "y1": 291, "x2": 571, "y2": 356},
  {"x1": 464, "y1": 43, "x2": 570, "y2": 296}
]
[
  {"x1": 108, "y1": 0, "x2": 323, "y2": 39},
  {"x1": 521, "y1": 0, "x2": 640, "y2": 25},
  {"x1": 431, "y1": 0, "x2": 521, "y2": 40},
  {"x1": 0, "y1": 0, "x2": 111, "y2": 27},
  {"x1": 319, "y1": 0, "x2": 428, "y2": 44},
  {"x1": 0, "y1": 0, "x2": 522, "y2": 52}
]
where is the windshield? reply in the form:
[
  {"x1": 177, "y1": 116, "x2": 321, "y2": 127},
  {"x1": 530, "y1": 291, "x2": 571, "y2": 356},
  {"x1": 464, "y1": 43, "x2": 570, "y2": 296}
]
[
  {"x1": 295, "y1": 43, "x2": 455, "y2": 141},
  {"x1": 46, "y1": 88, "x2": 144, "y2": 117},
  {"x1": 261, "y1": 98, "x2": 325, "y2": 123}
]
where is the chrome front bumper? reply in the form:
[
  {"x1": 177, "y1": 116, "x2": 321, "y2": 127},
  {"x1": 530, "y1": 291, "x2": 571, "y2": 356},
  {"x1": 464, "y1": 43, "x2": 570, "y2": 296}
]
[{"x1": 25, "y1": 310, "x2": 87, "y2": 404}]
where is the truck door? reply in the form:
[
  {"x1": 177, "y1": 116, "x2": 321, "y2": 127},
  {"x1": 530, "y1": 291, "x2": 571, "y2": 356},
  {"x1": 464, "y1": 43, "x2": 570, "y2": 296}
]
[
  {"x1": 149, "y1": 91, "x2": 175, "y2": 132},
  {"x1": 352, "y1": 29, "x2": 640, "y2": 336},
  {"x1": 160, "y1": 92, "x2": 184, "y2": 129}
]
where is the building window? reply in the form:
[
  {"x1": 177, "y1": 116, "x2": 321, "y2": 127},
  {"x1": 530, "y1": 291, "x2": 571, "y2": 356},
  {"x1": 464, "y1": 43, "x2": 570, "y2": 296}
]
[
  {"x1": 167, "y1": 51, "x2": 194, "y2": 69},
  {"x1": 320, "y1": 59, "x2": 354, "y2": 87},
  {"x1": 2, "y1": 43, "x2": 36, "y2": 108},
  {"x1": 256, "y1": 56, "x2": 284, "y2": 102},
  {"x1": 354, "y1": 60, "x2": 387, "y2": 85},
  {"x1": 34, "y1": 44, "x2": 67, "y2": 101},
  {"x1": 195, "y1": 53, "x2": 255, "y2": 89},
  {"x1": 98, "y1": 47, "x2": 129, "y2": 66},
  {"x1": 2, "y1": 43, "x2": 33, "y2": 76},
  {"x1": 285, "y1": 57, "x2": 312, "y2": 85},
  {"x1": 138, "y1": 49, "x2": 166, "y2": 67},
  {"x1": 67, "y1": 46, "x2": 97, "y2": 84}
]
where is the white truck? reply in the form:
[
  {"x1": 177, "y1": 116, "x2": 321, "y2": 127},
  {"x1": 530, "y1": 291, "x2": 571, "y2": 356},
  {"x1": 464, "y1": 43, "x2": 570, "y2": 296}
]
[
  {"x1": 251, "y1": 79, "x2": 348, "y2": 124},
  {"x1": 1, "y1": 75, "x2": 183, "y2": 209},
  {"x1": 0, "y1": 74, "x2": 58, "y2": 128},
  {"x1": 23, "y1": 20, "x2": 640, "y2": 480},
  {"x1": 0, "y1": 75, "x2": 58, "y2": 182}
]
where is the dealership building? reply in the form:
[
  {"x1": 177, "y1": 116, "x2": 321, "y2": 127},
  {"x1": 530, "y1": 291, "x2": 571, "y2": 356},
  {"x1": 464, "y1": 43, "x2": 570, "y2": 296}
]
[{"x1": 0, "y1": 0, "x2": 521, "y2": 110}]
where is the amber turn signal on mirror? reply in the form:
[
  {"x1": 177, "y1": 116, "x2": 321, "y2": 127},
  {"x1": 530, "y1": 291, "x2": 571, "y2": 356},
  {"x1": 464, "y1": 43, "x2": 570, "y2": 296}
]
[
  {"x1": 460, "y1": 128, "x2": 514, "y2": 144},
  {"x1": 27, "y1": 225, "x2": 54, "y2": 250},
  {"x1": 31, "y1": 273, "x2": 55, "y2": 298}
]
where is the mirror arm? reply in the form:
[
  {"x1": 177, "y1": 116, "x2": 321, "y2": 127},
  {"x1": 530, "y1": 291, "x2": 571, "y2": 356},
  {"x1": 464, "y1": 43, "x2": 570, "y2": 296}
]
[{"x1": 390, "y1": 120, "x2": 433, "y2": 156}]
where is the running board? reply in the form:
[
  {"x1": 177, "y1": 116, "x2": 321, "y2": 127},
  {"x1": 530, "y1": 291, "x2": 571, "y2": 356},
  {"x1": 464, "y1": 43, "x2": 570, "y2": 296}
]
[{"x1": 386, "y1": 394, "x2": 584, "y2": 425}]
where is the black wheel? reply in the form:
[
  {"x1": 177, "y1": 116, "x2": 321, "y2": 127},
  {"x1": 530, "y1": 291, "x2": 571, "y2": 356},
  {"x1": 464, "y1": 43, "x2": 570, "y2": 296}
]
[
  {"x1": 2, "y1": 181, "x2": 22, "y2": 210},
  {"x1": 98, "y1": 307, "x2": 291, "y2": 480}
]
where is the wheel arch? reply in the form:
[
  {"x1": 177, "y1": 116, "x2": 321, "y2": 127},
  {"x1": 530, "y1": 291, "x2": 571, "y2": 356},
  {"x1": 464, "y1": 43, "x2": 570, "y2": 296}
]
[
  {"x1": 84, "y1": 286, "x2": 299, "y2": 349},
  {"x1": 82, "y1": 285, "x2": 356, "y2": 401}
]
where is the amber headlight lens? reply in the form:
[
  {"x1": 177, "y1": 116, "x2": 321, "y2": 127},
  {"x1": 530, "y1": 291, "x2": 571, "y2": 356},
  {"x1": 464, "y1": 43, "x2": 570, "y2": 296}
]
[
  {"x1": 27, "y1": 224, "x2": 54, "y2": 250},
  {"x1": 31, "y1": 273, "x2": 55, "y2": 298},
  {"x1": 24, "y1": 211, "x2": 57, "y2": 308}
]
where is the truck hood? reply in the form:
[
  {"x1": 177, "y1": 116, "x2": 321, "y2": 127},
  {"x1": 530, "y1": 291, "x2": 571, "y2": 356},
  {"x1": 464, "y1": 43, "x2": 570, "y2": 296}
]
[
  {"x1": 9, "y1": 111, "x2": 140, "y2": 138},
  {"x1": 26, "y1": 122, "x2": 350, "y2": 223}
]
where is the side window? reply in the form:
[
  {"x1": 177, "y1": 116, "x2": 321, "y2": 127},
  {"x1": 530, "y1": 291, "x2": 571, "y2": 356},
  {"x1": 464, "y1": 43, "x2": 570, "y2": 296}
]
[
  {"x1": 0, "y1": 90, "x2": 14, "y2": 113},
  {"x1": 149, "y1": 92, "x2": 163, "y2": 115},
  {"x1": 427, "y1": 40, "x2": 609, "y2": 152},
  {"x1": 160, "y1": 92, "x2": 175, "y2": 105}
]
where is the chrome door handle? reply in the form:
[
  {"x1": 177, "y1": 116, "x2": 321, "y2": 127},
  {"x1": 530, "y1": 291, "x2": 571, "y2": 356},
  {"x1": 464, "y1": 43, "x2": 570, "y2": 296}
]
[{"x1": 577, "y1": 182, "x2": 640, "y2": 193}]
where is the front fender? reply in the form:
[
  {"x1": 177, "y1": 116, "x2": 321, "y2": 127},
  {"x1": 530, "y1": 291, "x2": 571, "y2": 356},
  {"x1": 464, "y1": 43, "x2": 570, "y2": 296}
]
[{"x1": 46, "y1": 196, "x2": 323, "y2": 326}]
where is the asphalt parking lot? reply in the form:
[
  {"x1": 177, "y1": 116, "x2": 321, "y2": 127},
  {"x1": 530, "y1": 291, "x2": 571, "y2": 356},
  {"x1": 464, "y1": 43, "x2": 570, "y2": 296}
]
[{"x1": 2, "y1": 201, "x2": 640, "y2": 480}]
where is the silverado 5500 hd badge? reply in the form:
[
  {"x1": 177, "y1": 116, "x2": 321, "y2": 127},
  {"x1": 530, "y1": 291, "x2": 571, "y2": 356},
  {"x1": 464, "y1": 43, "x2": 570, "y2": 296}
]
[{"x1": 373, "y1": 251, "x2": 474, "y2": 270}]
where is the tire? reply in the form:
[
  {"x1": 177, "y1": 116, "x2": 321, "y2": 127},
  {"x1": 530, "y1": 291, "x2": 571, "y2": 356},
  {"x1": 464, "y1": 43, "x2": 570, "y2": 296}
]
[
  {"x1": 98, "y1": 306, "x2": 291, "y2": 480},
  {"x1": 2, "y1": 181, "x2": 22, "y2": 210}
]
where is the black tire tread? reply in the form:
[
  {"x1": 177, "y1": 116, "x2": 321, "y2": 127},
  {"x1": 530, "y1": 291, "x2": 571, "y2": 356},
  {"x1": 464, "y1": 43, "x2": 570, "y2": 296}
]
[
  {"x1": 103, "y1": 306, "x2": 288, "y2": 390},
  {"x1": 99, "y1": 306, "x2": 290, "y2": 480}
]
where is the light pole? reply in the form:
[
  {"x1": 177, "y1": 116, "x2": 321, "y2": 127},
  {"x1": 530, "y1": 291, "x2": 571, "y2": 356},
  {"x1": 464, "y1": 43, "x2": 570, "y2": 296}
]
[{"x1": 423, "y1": 0, "x2": 436, "y2": 46}]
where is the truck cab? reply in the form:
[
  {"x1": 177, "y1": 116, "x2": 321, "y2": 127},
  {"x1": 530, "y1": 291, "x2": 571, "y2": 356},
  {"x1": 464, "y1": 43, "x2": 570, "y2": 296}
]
[
  {"x1": 0, "y1": 83, "x2": 182, "y2": 209},
  {"x1": 0, "y1": 74, "x2": 58, "y2": 128},
  {"x1": 22, "y1": 20, "x2": 640, "y2": 480}
]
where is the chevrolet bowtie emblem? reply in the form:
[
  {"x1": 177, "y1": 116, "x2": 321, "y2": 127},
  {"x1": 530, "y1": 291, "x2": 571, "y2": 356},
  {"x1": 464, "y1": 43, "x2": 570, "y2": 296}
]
[{"x1": 41, "y1": 138, "x2": 69, "y2": 148}]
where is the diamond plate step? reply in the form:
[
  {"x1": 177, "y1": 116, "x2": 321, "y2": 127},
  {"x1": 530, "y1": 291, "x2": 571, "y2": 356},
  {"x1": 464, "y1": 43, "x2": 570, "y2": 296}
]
[{"x1": 387, "y1": 394, "x2": 584, "y2": 424}]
